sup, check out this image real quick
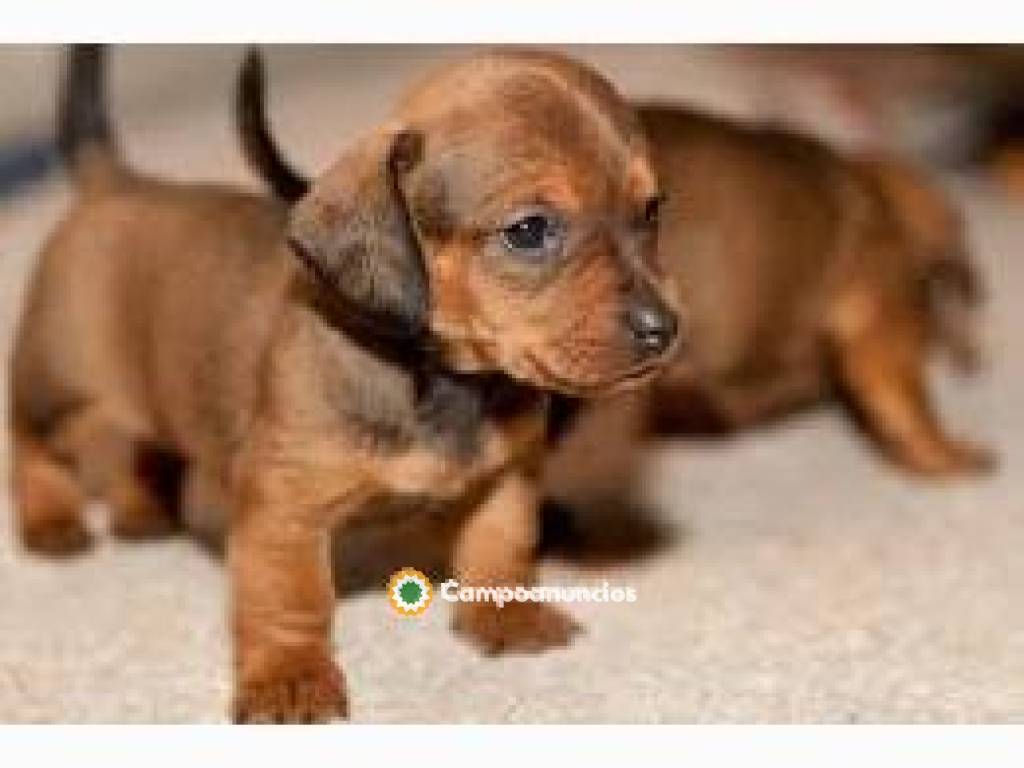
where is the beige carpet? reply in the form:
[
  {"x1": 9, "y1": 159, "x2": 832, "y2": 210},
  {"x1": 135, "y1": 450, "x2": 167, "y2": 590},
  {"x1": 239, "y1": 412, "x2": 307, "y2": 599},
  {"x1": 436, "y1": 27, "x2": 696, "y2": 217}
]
[{"x1": 0, "y1": 46, "x2": 1021, "y2": 723}]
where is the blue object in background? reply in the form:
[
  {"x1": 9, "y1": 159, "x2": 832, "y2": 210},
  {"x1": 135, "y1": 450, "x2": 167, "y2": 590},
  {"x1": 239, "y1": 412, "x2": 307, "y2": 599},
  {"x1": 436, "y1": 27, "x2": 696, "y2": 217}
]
[{"x1": 0, "y1": 135, "x2": 59, "y2": 199}]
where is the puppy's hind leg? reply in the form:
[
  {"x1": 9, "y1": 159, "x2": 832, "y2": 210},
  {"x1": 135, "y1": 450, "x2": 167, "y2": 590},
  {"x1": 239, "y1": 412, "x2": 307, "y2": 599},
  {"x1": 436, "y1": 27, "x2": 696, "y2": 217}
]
[
  {"x1": 829, "y1": 306, "x2": 994, "y2": 478},
  {"x1": 11, "y1": 428, "x2": 90, "y2": 556},
  {"x1": 51, "y1": 405, "x2": 183, "y2": 540}
]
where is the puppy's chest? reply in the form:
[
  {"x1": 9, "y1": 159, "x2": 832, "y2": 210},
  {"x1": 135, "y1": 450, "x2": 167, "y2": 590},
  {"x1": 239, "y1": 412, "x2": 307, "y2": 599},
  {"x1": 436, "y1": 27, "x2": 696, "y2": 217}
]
[{"x1": 381, "y1": 375, "x2": 546, "y2": 498}]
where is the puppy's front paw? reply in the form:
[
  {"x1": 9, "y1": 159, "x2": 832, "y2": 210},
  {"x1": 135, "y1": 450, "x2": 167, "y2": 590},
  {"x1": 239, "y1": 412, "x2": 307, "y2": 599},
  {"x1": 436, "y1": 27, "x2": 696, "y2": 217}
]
[
  {"x1": 233, "y1": 657, "x2": 348, "y2": 724},
  {"x1": 453, "y1": 601, "x2": 581, "y2": 655}
]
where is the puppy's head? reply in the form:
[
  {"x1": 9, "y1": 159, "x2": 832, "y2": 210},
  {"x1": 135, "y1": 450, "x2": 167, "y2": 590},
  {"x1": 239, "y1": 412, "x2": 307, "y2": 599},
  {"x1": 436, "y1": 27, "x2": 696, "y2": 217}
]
[{"x1": 288, "y1": 50, "x2": 681, "y2": 396}]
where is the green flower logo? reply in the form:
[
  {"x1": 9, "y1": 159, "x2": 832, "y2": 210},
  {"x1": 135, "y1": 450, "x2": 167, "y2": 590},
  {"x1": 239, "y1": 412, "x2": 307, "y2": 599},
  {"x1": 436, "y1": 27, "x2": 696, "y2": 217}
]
[{"x1": 387, "y1": 568, "x2": 433, "y2": 616}]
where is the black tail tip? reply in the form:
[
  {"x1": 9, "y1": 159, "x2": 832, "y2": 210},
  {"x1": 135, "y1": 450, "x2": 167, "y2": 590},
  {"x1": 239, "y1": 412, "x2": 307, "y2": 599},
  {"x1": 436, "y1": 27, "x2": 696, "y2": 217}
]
[
  {"x1": 239, "y1": 46, "x2": 265, "y2": 97},
  {"x1": 58, "y1": 44, "x2": 113, "y2": 167}
]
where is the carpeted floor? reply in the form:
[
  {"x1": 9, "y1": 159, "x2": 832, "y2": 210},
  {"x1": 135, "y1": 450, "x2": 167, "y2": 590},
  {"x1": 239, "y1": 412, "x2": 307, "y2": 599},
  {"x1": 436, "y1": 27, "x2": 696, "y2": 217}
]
[{"x1": 0, "y1": 46, "x2": 1021, "y2": 723}]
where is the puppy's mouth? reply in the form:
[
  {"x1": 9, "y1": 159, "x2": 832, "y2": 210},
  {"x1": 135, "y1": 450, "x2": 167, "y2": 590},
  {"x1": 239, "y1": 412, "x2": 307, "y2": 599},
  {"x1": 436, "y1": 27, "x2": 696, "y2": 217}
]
[
  {"x1": 523, "y1": 353, "x2": 668, "y2": 398},
  {"x1": 600, "y1": 359, "x2": 668, "y2": 393}
]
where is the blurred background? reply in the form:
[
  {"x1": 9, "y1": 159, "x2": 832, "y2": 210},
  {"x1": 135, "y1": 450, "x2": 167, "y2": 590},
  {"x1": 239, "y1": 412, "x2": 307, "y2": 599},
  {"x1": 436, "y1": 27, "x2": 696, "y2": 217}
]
[{"x1": 0, "y1": 45, "x2": 1022, "y2": 723}]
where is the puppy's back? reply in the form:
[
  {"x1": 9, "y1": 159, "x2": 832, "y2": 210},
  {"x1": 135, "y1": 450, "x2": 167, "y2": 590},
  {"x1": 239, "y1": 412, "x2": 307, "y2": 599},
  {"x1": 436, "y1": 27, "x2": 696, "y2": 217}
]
[
  {"x1": 638, "y1": 105, "x2": 849, "y2": 379},
  {"x1": 11, "y1": 179, "x2": 290, "y2": 457}
]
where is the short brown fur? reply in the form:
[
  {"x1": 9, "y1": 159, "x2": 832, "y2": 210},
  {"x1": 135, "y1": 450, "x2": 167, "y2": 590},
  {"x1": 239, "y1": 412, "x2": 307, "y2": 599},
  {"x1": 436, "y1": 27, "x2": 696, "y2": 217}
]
[
  {"x1": 640, "y1": 106, "x2": 991, "y2": 476},
  {"x1": 9, "y1": 48, "x2": 680, "y2": 723}
]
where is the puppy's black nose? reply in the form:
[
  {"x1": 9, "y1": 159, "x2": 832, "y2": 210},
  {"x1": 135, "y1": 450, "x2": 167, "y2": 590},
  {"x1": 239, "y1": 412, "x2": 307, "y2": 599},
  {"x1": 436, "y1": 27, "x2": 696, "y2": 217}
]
[{"x1": 626, "y1": 298, "x2": 678, "y2": 357}]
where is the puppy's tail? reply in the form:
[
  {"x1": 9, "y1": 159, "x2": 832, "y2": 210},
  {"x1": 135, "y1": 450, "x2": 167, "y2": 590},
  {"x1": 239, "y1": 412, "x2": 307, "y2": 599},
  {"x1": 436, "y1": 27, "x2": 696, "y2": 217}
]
[
  {"x1": 862, "y1": 156, "x2": 985, "y2": 372},
  {"x1": 236, "y1": 48, "x2": 309, "y2": 204},
  {"x1": 58, "y1": 44, "x2": 127, "y2": 192}
]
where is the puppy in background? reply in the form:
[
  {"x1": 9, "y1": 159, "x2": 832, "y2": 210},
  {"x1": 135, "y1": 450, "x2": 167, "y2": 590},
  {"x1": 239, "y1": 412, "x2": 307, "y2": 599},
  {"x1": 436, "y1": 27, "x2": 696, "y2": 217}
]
[
  {"x1": 9, "y1": 46, "x2": 680, "y2": 722},
  {"x1": 639, "y1": 107, "x2": 991, "y2": 477},
  {"x1": 537, "y1": 108, "x2": 994, "y2": 562}
]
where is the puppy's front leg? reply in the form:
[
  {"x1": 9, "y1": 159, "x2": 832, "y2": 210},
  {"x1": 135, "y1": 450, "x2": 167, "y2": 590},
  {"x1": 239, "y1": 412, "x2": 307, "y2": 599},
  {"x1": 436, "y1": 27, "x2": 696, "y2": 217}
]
[
  {"x1": 451, "y1": 466, "x2": 580, "y2": 654},
  {"x1": 229, "y1": 465, "x2": 350, "y2": 724}
]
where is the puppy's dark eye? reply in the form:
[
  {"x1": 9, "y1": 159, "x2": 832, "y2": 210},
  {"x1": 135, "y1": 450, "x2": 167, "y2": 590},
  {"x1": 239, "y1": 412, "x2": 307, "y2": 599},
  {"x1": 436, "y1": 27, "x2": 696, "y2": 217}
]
[
  {"x1": 501, "y1": 214, "x2": 561, "y2": 255},
  {"x1": 643, "y1": 194, "x2": 666, "y2": 226}
]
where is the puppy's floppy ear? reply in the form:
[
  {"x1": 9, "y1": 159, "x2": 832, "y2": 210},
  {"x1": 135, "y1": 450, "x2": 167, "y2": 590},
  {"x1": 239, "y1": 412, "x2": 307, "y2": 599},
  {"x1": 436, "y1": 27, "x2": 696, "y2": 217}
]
[{"x1": 288, "y1": 126, "x2": 427, "y2": 339}]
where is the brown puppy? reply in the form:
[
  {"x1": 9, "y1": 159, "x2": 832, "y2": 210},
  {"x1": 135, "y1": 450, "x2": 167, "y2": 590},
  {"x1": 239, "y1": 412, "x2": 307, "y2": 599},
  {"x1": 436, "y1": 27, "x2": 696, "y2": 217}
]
[
  {"x1": 639, "y1": 106, "x2": 991, "y2": 476},
  {"x1": 9, "y1": 46, "x2": 680, "y2": 722},
  {"x1": 239, "y1": 64, "x2": 991, "y2": 479}
]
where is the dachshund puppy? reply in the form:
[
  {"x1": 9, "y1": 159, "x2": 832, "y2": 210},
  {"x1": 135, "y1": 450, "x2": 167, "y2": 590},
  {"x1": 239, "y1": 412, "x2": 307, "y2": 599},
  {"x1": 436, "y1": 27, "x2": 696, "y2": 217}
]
[
  {"x1": 639, "y1": 106, "x2": 992, "y2": 476},
  {"x1": 239, "y1": 63, "x2": 990, "y2": 478},
  {"x1": 9, "y1": 46, "x2": 680, "y2": 723}
]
